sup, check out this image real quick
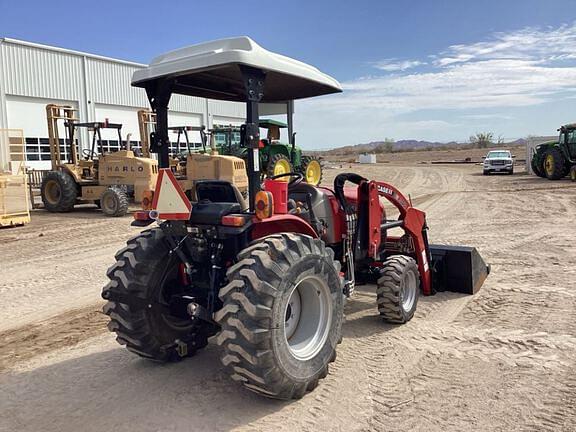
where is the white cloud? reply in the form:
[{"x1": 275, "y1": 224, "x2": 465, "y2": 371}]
[
  {"x1": 433, "y1": 24, "x2": 576, "y2": 66},
  {"x1": 373, "y1": 59, "x2": 425, "y2": 71},
  {"x1": 297, "y1": 23, "x2": 576, "y2": 148}
]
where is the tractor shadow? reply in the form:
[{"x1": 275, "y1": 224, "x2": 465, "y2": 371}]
[
  {"x1": 0, "y1": 340, "x2": 290, "y2": 432},
  {"x1": 342, "y1": 284, "x2": 469, "y2": 339}
]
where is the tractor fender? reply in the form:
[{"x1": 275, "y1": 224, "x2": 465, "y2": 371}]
[{"x1": 251, "y1": 214, "x2": 318, "y2": 241}]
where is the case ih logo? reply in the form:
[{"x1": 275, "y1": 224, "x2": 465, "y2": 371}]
[{"x1": 377, "y1": 185, "x2": 394, "y2": 196}]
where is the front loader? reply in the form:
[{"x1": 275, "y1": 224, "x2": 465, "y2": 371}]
[{"x1": 102, "y1": 37, "x2": 490, "y2": 400}]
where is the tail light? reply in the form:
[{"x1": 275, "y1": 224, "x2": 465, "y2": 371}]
[{"x1": 222, "y1": 215, "x2": 247, "y2": 226}]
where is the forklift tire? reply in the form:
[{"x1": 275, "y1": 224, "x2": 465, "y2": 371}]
[
  {"x1": 215, "y1": 233, "x2": 344, "y2": 400},
  {"x1": 100, "y1": 187, "x2": 129, "y2": 217},
  {"x1": 377, "y1": 255, "x2": 420, "y2": 324},
  {"x1": 543, "y1": 147, "x2": 568, "y2": 180},
  {"x1": 102, "y1": 228, "x2": 210, "y2": 361},
  {"x1": 301, "y1": 156, "x2": 323, "y2": 186},
  {"x1": 266, "y1": 154, "x2": 293, "y2": 180},
  {"x1": 40, "y1": 170, "x2": 77, "y2": 212}
]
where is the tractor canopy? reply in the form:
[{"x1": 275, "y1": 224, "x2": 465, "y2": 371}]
[
  {"x1": 260, "y1": 119, "x2": 287, "y2": 128},
  {"x1": 132, "y1": 37, "x2": 342, "y2": 102},
  {"x1": 559, "y1": 123, "x2": 576, "y2": 132}
]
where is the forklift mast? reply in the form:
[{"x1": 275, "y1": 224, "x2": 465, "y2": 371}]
[{"x1": 46, "y1": 104, "x2": 78, "y2": 170}]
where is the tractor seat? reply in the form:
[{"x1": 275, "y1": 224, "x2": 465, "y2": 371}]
[
  {"x1": 189, "y1": 180, "x2": 247, "y2": 225},
  {"x1": 195, "y1": 180, "x2": 247, "y2": 209},
  {"x1": 288, "y1": 183, "x2": 333, "y2": 235},
  {"x1": 288, "y1": 183, "x2": 324, "y2": 208}
]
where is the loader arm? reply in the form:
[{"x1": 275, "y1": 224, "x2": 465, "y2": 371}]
[{"x1": 368, "y1": 181, "x2": 432, "y2": 295}]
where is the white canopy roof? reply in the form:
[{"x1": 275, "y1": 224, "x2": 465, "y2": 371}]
[{"x1": 132, "y1": 37, "x2": 342, "y2": 102}]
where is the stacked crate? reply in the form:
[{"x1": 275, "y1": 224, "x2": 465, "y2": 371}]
[{"x1": 0, "y1": 129, "x2": 30, "y2": 227}]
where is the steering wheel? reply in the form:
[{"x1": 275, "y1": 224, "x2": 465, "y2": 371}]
[
  {"x1": 82, "y1": 148, "x2": 98, "y2": 159},
  {"x1": 268, "y1": 172, "x2": 305, "y2": 189}
]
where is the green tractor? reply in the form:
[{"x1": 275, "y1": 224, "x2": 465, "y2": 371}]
[
  {"x1": 213, "y1": 119, "x2": 324, "y2": 186},
  {"x1": 531, "y1": 123, "x2": 576, "y2": 181}
]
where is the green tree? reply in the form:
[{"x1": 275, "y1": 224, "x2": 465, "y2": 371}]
[
  {"x1": 470, "y1": 132, "x2": 494, "y2": 148},
  {"x1": 374, "y1": 138, "x2": 395, "y2": 153}
]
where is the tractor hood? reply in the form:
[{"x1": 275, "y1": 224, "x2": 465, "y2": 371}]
[{"x1": 132, "y1": 37, "x2": 342, "y2": 102}]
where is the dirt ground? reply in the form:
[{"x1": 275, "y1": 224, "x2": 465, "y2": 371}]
[
  {"x1": 322, "y1": 144, "x2": 526, "y2": 164},
  {"x1": 1, "y1": 161, "x2": 575, "y2": 432}
]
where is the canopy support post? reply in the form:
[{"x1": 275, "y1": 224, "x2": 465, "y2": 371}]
[
  {"x1": 240, "y1": 66, "x2": 266, "y2": 211},
  {"x1": 146, "y1": 80, "x2": 172, "y2": 169}
]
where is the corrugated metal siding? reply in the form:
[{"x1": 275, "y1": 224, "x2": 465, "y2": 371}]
[
  {"x1": 0, "y1": 42, "x2": 83, "y2": 101},
  {"x1": 0, "y1": 39, "x2": 245, "y2": 123},
  {"x1": 208, "y1": 99, "x2": 246, "y2": 118},
  {"x1": 85, "y1": 59, "x2": 206, "y2": 112},
  {"x1": 86, "y1": 58, "x2": 145, "y2": 107}
]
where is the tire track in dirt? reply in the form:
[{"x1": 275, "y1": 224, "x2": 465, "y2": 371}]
[
  {"x1": 2, "y1": 164, "x2": 575, "y2": 432},
  {"x1": 0, "y1": 304, "x2": 107, "y2": 372}
]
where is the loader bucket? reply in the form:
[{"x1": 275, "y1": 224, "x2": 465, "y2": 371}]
[{"x1": 430, "y1": 244, "x2": 490, "y2": 295}]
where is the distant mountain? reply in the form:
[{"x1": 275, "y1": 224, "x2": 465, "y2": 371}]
[
  {"x1": 322, "y1": 136, "x2": 550, "y2": 155},
  {"x1": 323, "y1": 139, "x2": 463, "y2": 155}
]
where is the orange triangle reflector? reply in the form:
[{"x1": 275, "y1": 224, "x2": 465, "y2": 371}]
[{"x1": 151, "y1": 168, "x2": 192, "y2": 220}]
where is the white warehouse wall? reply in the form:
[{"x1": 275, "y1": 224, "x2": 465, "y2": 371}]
[{"x1": 0, "y1": 38, "x2": 256, "y2": 169}]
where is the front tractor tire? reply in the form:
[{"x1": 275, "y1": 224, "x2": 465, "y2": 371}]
[
  {"x1": 215, "y1": 233, "x2": 344, "y2": 400},
  {"x1": 102, "y1": 228, "x2": 210, "y2": 361},
  {"x1": 377, "y1": 255, "x2": 420, "y2": 324},
  {"x1": 100, "y1": 186, "x2": 129, "y2": 217},
  {"x1": 301, "y1": 155, "x2": 323, "y2": 186},
  {"x1": 531, "y1": 153, "x2": 546, "y2": 178},
  {"x1": 40, "y1": 170, "x2": 77, "y2": 212},
  {"x1": 266, "y1": 153, "x2": 293, "y2": 179}
]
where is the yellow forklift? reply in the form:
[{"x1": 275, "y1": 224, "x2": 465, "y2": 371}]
[
  {"x1": 137, "y1": 109, "x2": 248, "y2": 199},
  {"x1": 41, "y1": 104, "x2": 158, "y2": 216}
]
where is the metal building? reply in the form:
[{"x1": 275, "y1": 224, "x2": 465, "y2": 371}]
[{"x1": 0, "y1": 38, "x2": 248, "y2": 170}]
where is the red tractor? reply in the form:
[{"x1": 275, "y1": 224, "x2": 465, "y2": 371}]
[{"x1": 102, "y1": 37, "x2": 489, "y2": 400}]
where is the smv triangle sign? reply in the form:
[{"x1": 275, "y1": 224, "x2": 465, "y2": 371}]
[{"x1": 151, "y1": 168, "x2": 192, "y2": 220}]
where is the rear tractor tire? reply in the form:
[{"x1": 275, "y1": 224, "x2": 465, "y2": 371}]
[
  {"x1": 377, "y1": 255, "x2": 420, "y2": 324},
  {"x1": 301, "y1": 156, "x2": 323, "y2": 186},
  {"x1": 215, "y1": 233, "x2": 344, "y2": 400},
  {"x1": 40, "y1": 170, "x2": 77, "y2": 212},
  {"x1": 543, "y1": 147, "x2": 569, "y2": 180},
  {"x1": 266, "y1": 154, "x2": 293, "y2": 180},
  {"x1": 100, "y1": 187, "x2": 129, "y2": 217},
  {"x1": 102, "y1": 228, "x2": 211, "y2": 361}
]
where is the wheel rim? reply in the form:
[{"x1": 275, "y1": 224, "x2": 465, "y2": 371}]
[
  {"x1": 284, "y1": 275, "x2": 332, "y2": 361},
  {"x1": 44, "y1": 180, "x2": 61, "y2": 204},
  {"x1": 158, "y1": 261, "x2": 195, "y2": 331},
  {"x1": 305, "y1": 160, "x2": 322, "y2": 185},
  {"x1": 401, "y1": 271, "x2": 417, "y2": 312},
  {"x1": 102, "y1": 193, "x2": 117, "y2": 213},
  {"x1": 273, "y1": 159, "x2": 291, "y2": 180},
  {"x1": 544, "y1": 154, "x2": 554, "y2": 176}
]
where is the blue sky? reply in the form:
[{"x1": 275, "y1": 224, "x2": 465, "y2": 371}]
[{"x1": 2, "y1": 0, "x2": 576, "y2": 148}]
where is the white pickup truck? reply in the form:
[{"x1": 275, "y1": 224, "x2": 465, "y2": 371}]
[{"x1": 483, "y1": 150, "x2": 514, "y2": 175}]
